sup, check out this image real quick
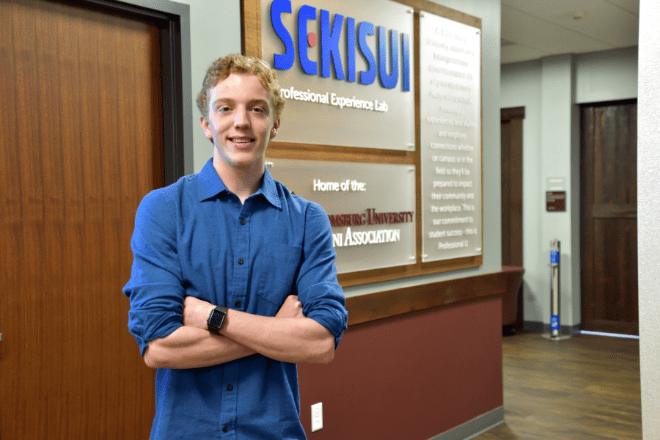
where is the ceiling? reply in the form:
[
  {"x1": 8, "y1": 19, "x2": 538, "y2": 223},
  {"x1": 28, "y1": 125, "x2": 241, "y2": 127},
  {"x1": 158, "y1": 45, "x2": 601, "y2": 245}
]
[{"x1": 501, "y1": 0, "x2": 639, "y2": 64}]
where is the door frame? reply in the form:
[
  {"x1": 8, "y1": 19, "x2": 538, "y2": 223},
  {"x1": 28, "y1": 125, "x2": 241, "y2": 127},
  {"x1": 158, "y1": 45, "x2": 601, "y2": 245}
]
[{"x1": 67, "y1": 0, "x2": 193, "y2": 184}]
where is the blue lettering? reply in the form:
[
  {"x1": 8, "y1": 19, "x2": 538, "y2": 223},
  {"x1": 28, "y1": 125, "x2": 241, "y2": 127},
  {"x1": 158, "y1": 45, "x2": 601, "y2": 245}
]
[
  {"x1": 298, "y1": 5, "x2": 317, "y2": 75},
  {"x1": 320, "y1": 10, "x2": 345, "y2": 80},
  {"x1": 358, "y1": 21, "x2": 376, "y2": 85},
  {"x1": 378, "y1": 27, "x2": 398, "y2": 89},
  {"x1": 271, "y1": 0, "x2": 294, "y2": 70},
  {"x1": 346, "y1": 17, "x2": 356, "y2": 82},
  {"x1": 401, "y1": 32, "x2": 410, "y2": 92},
  {"x1": 269, "y1": 1, "x2": 410, "y2": 92}
]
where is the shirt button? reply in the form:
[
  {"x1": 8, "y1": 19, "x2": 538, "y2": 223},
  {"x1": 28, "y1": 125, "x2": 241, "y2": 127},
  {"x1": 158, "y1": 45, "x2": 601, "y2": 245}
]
[
  {"x1": 223, "y1": 426, "x2": 229, "y2": 432},
  {"x1": 240, "y1": 219, "x2": 246, "y2": 225},
  {"x1": 227, "y1": 384, "x2": 233, "y2": 391},
  {"x1": 235, "y1": 301, "x2": 241, "y2": 307},
  {"x1": 238, "y1": 258, "x2": 244, "y2": 265}
]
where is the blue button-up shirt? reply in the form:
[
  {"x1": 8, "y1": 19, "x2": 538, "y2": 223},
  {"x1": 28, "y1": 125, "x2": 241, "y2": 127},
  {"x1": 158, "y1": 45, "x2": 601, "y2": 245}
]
[{"x1": 123, "y1": 159, "x2": 348, "y2": 440}]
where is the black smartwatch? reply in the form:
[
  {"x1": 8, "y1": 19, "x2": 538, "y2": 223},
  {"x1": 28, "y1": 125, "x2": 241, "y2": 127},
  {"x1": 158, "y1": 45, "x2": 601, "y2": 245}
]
[{"x1": 207, "y1": 305, "x2": 228, "y2": 334}]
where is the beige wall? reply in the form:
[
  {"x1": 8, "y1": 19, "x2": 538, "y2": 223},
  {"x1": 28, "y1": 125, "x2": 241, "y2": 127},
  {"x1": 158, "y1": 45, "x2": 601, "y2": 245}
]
[
  {"x1": 638, "y1": 1, "x2": 660, "y2": 438},
  {"x1": 169, "y1": 0, "x2": 242, "y2": 173}
]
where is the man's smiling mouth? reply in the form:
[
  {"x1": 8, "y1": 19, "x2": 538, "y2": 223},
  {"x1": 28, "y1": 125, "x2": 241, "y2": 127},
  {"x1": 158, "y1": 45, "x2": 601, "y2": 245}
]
[{"x1": 229, "y1": 137, "x2": 254, "y2": 144}]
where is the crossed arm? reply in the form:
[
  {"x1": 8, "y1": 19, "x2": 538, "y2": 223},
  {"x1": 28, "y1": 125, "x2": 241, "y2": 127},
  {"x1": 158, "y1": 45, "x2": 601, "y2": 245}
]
[{"x1": 143, "y1": 295, "x2": 336, "y2": 370}]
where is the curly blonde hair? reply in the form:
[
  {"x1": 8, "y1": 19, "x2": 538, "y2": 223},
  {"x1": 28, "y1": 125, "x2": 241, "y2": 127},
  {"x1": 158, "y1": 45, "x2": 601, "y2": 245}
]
[{"x1": 196, "y1": 54, "x2": 285, "y2": 121}]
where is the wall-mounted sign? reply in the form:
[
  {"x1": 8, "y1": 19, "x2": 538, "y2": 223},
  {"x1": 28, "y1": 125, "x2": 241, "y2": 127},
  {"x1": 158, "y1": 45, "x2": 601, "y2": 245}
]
[
  {"x1": 419, "y1": 11, "x2": 482, "y2": 262},
  {"x1": 261, "y1": 0, "x2": 415, "y2": 150},
  {"x1": 267, "y1": 159, "x2": 416, "y2": 273},
  {"x1": 546, "y1": 177, "x2": 566, "y2": 191},
  {"x1": 546, "y1": 191, "x2": 566, "y2": 212}
]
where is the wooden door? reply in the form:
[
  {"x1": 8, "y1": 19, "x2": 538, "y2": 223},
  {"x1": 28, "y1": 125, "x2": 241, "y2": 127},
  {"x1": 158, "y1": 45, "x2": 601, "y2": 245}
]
[
  {"x1": 501, "y1": 107, "x2": 524, "y2": 268},
  {"x1": 501, "y1": 107, "x2": 524, "y2": 331},
  {"x1": 0, "y1": 0, "x2": 164, "y2": 438},
  {"x1": 581, "y1": 100, "x2": 638, "y2": 335}
]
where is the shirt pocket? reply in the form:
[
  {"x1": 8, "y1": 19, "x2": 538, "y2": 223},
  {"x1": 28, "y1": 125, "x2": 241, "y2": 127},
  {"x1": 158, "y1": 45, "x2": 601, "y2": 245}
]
[{"x1": 255, "y1": 242, "x2": 303, "y2": 316}]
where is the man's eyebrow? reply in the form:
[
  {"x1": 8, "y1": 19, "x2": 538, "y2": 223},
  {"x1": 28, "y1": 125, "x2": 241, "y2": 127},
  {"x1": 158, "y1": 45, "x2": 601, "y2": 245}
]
[
  {"x1": 211, "y1": 98, "x2": 234, "y2": 106},
  {"x1": 211, "y1": 98, "x2": 270, "y2": 107},
  {"x1": 248, "y1": 98, "x2": 270, "y2": 107}
]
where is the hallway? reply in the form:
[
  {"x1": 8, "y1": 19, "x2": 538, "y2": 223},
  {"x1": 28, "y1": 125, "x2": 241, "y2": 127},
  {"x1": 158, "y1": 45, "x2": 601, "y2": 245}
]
[{"x1": 476, "y1": 332, "x2": 641, "y2": 439}]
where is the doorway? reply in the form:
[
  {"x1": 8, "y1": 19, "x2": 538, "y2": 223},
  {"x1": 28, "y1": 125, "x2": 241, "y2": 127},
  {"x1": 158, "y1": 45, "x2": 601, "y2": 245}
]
[
  {"x1": 501, "y1": 107, "x2": 524, "y2": 332},
  {"x1": 580, "y1": 100, "x2": 638, "y2": 335}
]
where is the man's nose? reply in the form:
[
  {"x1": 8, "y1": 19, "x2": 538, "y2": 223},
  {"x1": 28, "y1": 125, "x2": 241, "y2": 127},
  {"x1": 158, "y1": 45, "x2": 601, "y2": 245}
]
[{"x1": 234, "y1": 108, "x2": 250, "y2": 128}]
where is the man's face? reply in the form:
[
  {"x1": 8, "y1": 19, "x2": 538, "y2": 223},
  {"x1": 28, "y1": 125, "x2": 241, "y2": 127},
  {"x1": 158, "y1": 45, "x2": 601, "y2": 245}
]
[{"x1": 201, "y1": 73, "x2": 280, "y2": 173}]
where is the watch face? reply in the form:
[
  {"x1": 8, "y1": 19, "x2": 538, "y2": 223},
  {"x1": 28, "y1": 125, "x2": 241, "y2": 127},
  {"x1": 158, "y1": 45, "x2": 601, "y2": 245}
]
[{"x1": 208, "y1": 308, "x2": 226, "y2": 330}]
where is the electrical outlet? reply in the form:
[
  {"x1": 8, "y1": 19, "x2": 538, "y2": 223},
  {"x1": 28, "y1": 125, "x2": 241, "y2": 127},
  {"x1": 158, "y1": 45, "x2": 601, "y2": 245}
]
[{"x1": 311, "y1": 402, "x2": 323, "y2": 432}]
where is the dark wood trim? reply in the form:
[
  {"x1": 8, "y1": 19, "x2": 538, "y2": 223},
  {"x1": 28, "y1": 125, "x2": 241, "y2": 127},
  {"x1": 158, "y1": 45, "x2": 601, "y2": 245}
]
[
  {"x1": 590, "y1": 203, "x2": 637, "y2": 219},
  {"x1": 338, "y1": 255, "x2": 482, "y2": 287},
  {"x1": 346, "y1": 270, "x2": 506, "y2": 326},
  {"x1": 501, "y1": 106, "x2": 525, "y2": 121},
  {"x1": 394, "y1": 0, "x2": 481, "y2": 28},
  {"x1": 578, "y1": 98, "x2": 637, "y2": 109},
  {"x1": 266, "y1": 143, "x2": 415, "y2": 164},
  {"x1": 160, "y1": 16, "x2": 186, "y2": 185},
  {"x1": 242, "y1": 0, "x2": 262, "y2": 57},
  {"x1": 581, "y1": 105, "x2": 596, "y2": 330},
  {"x1": 414, "y1": 9, "x2": 423, "y2": 281},
  {"x1": 52, "y1": 0, "x2": 171, "y2": 20}
]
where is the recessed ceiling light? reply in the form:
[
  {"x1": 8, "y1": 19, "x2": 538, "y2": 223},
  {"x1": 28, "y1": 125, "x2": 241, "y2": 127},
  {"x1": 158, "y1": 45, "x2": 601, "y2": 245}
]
[{"x1": 569, "y1": 10, "x2": 588, "y2": 21}]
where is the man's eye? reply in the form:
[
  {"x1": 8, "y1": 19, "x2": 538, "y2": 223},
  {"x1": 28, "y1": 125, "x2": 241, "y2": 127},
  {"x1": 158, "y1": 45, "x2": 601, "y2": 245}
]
[
  {"x1": 252, "y1": 107, "x2": 264, "y2": 113},
  {"x1": 216, "y1": 106, "x2": 230, "y2": 113}
]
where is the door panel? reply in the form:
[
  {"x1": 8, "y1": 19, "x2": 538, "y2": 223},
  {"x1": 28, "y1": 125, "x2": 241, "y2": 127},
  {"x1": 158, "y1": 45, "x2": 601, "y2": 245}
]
[
  {"x1": 1, "y1": 0, "x2": 163, "y2": 437},
  {"x1": 501, "y1": 108, "x2": 524, "y2": 267},
  {"x1": 581, "y1": 101, "x2": 638, "y2": 335}
]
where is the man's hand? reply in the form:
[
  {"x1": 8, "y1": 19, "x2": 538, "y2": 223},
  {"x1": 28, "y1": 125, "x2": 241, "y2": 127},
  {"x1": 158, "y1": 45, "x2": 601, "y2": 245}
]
[
  {"x1": 276, "y1": 295, "x2": 304, "y2": 319},
  {"x1": 182, "y1": 296, "x2": 216, "y2": 330},
  {"x1": 221, "y1": 294, "x2": 335, "y2": 364}
]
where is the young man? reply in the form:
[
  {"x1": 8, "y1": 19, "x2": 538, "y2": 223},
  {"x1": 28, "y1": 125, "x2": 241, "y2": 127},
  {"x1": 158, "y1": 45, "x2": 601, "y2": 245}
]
[{"x1": 123, "y1": 54, "x2": 348, "y2": 439}]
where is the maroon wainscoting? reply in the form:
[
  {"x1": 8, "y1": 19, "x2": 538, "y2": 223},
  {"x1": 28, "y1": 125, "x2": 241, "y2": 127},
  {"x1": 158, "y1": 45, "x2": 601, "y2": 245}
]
[{"x1": 298, "y1": 296, "x2": 503, "y2": 439}]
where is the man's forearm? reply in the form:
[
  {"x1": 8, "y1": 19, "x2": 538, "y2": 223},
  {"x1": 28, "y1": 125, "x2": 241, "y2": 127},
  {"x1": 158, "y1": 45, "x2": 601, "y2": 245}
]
[
  {"x1": 219, "y1": 309, "x2": 336, "y2": 364},
  {"x1": 179, "y1": 295, "x2": 336, "y2": 365},
  {"x1": 144, "y1": 326, "x2": 255, "y2": 369}
]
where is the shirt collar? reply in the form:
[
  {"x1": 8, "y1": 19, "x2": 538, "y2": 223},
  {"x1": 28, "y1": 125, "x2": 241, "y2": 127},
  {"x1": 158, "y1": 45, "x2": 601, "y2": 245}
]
[
  {"x1": 197, "y1": 158, "x2": 281, "y2": 209},
  {"x1": 259, "y1": 167, "x2": 281, "y2": 208}
]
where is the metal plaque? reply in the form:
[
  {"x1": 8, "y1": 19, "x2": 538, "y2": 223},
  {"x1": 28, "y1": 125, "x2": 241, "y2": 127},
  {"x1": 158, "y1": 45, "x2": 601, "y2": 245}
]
[{"x1": 267, "y1": 159, "x2": 416, "y2": 273}]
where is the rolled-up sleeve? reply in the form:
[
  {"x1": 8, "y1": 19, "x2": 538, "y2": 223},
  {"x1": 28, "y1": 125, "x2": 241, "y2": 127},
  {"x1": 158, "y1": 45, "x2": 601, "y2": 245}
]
[
  {"x1": 297, "y1": 203, "x2": 348, "y2": 348},
  {"x1": 123, "y1": 190, "x2": 185, "y2": 356}
]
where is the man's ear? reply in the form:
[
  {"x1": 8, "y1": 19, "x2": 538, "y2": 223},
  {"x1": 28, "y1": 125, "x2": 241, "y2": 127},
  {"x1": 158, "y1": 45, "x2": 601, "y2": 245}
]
[
  {"x1": 270, "y1": 117, "x2": 281, "y2": 139},
  {"x1": 200, "y1": 116, "x2": 213, "y2": 140}
]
